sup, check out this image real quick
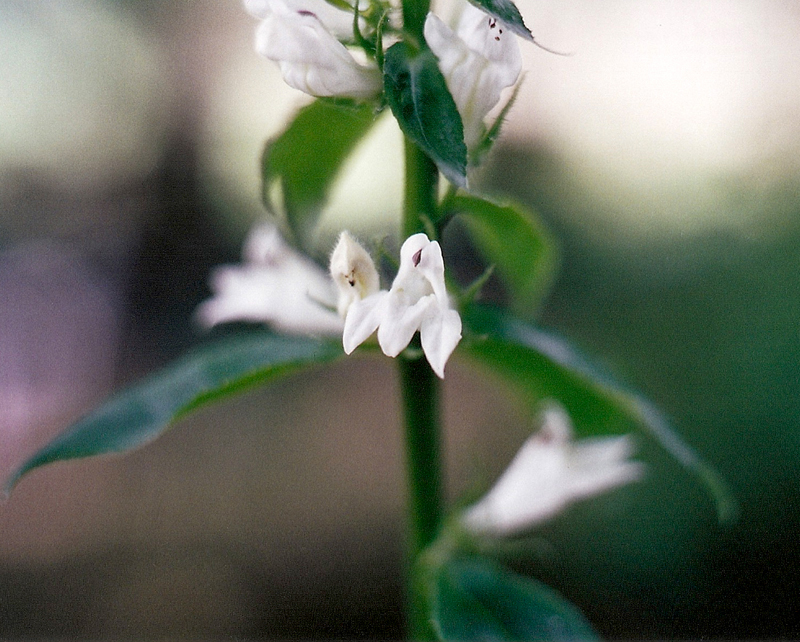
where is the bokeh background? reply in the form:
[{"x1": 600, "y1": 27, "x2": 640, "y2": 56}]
[{"x1": 2, "y1": 0, "x2": 800, "y2": 638}]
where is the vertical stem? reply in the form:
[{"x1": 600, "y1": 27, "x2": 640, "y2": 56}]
[
  {"x1": 400, "y1": 351, "x2": 442, "y2": 640},
  {"x1": 401, "y1": 0, "x2": 430, "y2": 46},
  {"x1": 403, "y1": 138, "x2": 439, "y2": 238},
  {"x1": 401, "y1": 130, "x2": 442, "y2": 640}
]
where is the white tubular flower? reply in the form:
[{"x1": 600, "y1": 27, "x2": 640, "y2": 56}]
[
  {"x1": 196, "y1": 224, "x2": 344, "y2": 336},
  {"x1": 244, "y1": 0, "x2": 382, "y2": 99},
  {"x1": 342, "y1": 233, "x2": 462, "y2": 378},
  {"x1": 329, "y1": 231, "x2": 380, "y2": 317},
  {"x1": 424, "y1": 2, "x2": 522, "y2": 148},
  {"x1": 462, "y1": 406, "x2": 645, "y2": 536}
]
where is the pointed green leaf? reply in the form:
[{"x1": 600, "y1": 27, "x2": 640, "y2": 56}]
[
  {"x1": 383, "y1": 41, "x2": 467, "y2": 187},
  {"x1": 448, "y1": 194, "x2": 558, "y2": 316},
  {"x1": 262, "y1": 99, "x2": 379, "y2": 249},
  {"x1": 467, "y1": 0, "x2": 533, "y2": 41},
  {"x1": 461, "y1": 304, "x2": 737, "y2": 523},
  {"x1": 5, "y1": 333, "x2": 343, "y2": 493},
  {"x1": 431, "y1": 556, "x2": 599, "y2": 641}
]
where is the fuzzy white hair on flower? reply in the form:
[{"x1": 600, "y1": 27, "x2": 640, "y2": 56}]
[
  {"x1": 196, "y1": 223, "x2": 343, "y2": 336},
  {"x1": 462, "y1": 405, "x2": 644, "y2": 536},
  {"x1": 424, "y1": 2, "x2": 522, "y2": 149},
  {"x1": 329, "y1": 231, "x2": 380, "y2": 317},
  {"x1": 244, "y1": 0, "x2": 382, "y2": 99},
  {"x1": 340, "y1": 233, "x2": 462, "y2": 378}
]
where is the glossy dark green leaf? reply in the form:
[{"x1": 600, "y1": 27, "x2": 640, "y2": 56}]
[
  {"x1": 467, "y1": 0, "x2": 532, "y2": 41},
  {"x1": 431, "y1": 556, "x2": 599, "y2": 641},
  {"x1": 383, "y1": 41, "x2": 467, "y2": 187},
  {"x1": 262, "y1": 99, "x2": 378, "y2": 249},
  {"x1": 5, "y1": 333, "x2": 343, "y2": 493},
  {"x1": 461, "y1": 304, "x2": 737, "y2": 523},
  {"x1": 448, "y1": 194, "x2": 558, "y2": 317}
]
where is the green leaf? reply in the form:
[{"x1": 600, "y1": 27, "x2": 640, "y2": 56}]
[
  {"x1": 383, "y1": 41, "x2": 467, "y2": 187},
  {"x1": 262, "y1": 99, "x2": 379, "y2": 249},
  {"x1": 467, "y1": 0, "x2": 533, "y2": 41},
  {"x1": 448, "y1": 194, "x2": 558, "y2": 317},
  {"x1": 5, "y1": 333, "x2": 343, "y2": 493},
  {"x1": 461, "y1": 305, "x2": 738, "y2": 523},
  {"x1": 430, "y1": 556, "x2": 599, "y2": 641}
]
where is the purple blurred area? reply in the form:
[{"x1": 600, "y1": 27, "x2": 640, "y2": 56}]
[{"x1": 0, "y1": 241, "x2": 118, "y2": 475}]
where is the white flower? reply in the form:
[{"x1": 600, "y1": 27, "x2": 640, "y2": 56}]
[
  {"x1": 245, "y1": 0, "x2": 382, "y2": 99},
  {"x1": 329, "y1": 231, "x2": 380, "y2": 317},
  {"x1": 196, "y1": 223, "x2": 343, "y2": 336},
  {"x1": 462, "y1": 406, "x2": 644, "y2": 536},
  {"x1": 340, "y1": 233, "x2": 462, "y2": 378},
  {"x1": 424, "y1": 2, "x2": 522, "y2": 148}
]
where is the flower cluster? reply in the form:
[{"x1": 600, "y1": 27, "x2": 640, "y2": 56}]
[
  {"x1": 333, "y1": 232, "x2": 462, "y2": 378},
  {"x1": 199, "y1": 225, "x2": 462, "y2": 377},
  {"x1": 244, "y1": 0, "x2": 522, "y2": 154}
]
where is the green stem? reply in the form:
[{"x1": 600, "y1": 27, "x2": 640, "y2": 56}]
[
  {"x1": 403, "y1": 138, "x2": 440, "y2": 238},
  {"x1": 401, "y1": 0, "x2": 430, "y2": 46},
  {"x1": 401, "y1": 132, "x2": 442, "y2": 641},
  {"x1": 400, "y1": 349, "x2": 442, "y2": 640}
]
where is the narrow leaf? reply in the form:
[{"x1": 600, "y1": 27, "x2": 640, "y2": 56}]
[
  {"x1": 383, "y1": 42, "x2": 467, "y2": 187},
  {"x1": 431, "y1": 556, "x2": 599, "y2": 641},
  {"x1": 467, "y1": 0, "x2": 533, "y2": 41},
  {"x1": 449, "y1": 194, "x2": 558, "y2": 316},
  {"x1": 262, "y1": 99, "x2": 378, "y2": 249},
  {"x1": 461, "y1": 305, "x2": 737, "y2": 523},
  {"x1": 5, "y1": 333, "x2": 343, "y2": 493}
]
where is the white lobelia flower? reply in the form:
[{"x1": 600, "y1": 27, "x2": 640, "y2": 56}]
[
  {"x1": 340, "y1": 233, "x2": 462, "y2": 378},
  {"x1": 244, "y1": 0, "x2": 382, "y2": 99},
  {"x1": 424, "y1": 2, "x2": 522, "y2": 149},
  {"x1": 462, "y1": 405, "x2": 645, "y2": 536},
  {"x1": 329, "y1": 231, "x2": 380, "y2": 318},
  {"x1": 196, "y1": 223, "x2": 344, "y2": 336}
]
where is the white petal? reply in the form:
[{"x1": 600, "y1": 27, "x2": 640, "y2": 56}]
[
  {"x1": 242, "y1": 223, "x2": 289, "y2": 264},
  {"x1": 420, "y1": 305, "x2": 462, "y2": 378},
  {"x1": 462, "y1": 407, "x2": 643, "y2": 536},
  {"x1": 412, "y1": 236, "x2": 449, "y2": 304},
  {"x1": 342, "y1": 291, "x2": 388, "y2": 354},
  {"x1": 377, "y1": 293, "x2": 435, "y2": 357},
  {"x1": 253, "y1": 6, "x2": 380, "y2": 98},
  {"x1": 424, "y1": 5, "x2": 521, "y2": 148},
  {"x1": 196, "y1": 265, "x2": 343, "y2": 336},
  {"x1": 246, "y1": 0, "x2": 359, "y2": 41},
  {"x1": 196, "y1": 223, "x2": 343, "y2": 336}
]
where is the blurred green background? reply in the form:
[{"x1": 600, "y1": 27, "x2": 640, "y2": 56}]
[{"x1": 1, "y1": 0, "x2": 799, "y2": 638}]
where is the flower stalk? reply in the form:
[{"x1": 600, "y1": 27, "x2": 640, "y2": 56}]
[{"x1": 400, "y1": 0, "x2": 430, "y2": 45}]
